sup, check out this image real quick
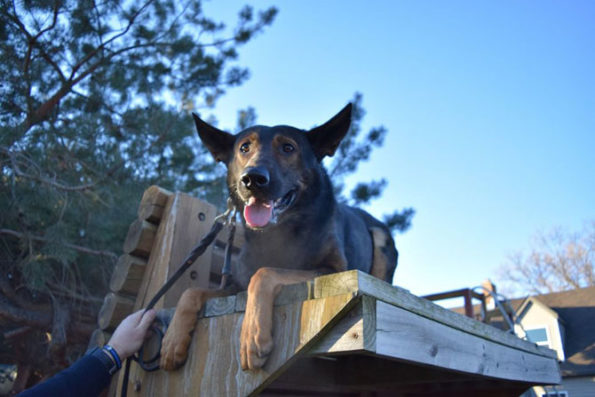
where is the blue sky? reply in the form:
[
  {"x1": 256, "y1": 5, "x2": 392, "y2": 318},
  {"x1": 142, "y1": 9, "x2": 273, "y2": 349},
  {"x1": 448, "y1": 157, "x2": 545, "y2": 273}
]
[{"x1": 201, "y1": 1, "x2": 595, "y2": 298}]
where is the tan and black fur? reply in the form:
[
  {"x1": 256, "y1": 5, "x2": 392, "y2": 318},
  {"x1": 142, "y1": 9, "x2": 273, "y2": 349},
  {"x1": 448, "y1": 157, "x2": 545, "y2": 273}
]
[{"x1": 160, "y1": 103, "x2": 398, "y2": 371}]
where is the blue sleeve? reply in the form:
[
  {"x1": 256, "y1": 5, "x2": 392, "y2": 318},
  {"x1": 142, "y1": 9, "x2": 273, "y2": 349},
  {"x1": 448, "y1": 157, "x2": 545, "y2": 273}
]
[{"x1": 18, "y1": 354, "x2": 112, "y2": 397}]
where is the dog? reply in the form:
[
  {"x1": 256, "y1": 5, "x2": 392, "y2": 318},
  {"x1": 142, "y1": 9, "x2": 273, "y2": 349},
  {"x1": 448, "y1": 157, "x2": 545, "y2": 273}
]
[{"x1": 160, "y1": 103, "x2": 398, "y2": 371}]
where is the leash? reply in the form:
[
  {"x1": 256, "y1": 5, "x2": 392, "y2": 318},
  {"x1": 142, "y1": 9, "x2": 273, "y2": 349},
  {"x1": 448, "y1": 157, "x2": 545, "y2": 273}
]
[{"x1": 120, "y1": 199, "x2": 237, "y2": 396}]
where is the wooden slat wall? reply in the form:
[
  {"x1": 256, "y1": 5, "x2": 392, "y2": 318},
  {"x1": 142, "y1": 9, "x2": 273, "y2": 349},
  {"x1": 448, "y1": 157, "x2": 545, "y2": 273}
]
[
  {"x1": 122, "y1": 291, "x2": 358, "y2": 396},
  {"x1": 92, "y1": 185, "x2": 245, "y2": 347},
  {"x1": 90, "y1": 186, "x2": 172, "y2": 350}
]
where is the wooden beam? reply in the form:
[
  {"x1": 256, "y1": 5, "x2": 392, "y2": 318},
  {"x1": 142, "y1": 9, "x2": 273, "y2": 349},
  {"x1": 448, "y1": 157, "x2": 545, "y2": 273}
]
[
  {"x1": 121, "y1": 293, "x2": 359, "y2": 396},
  {"x1": 374, "y1": 301, "x2": 561, "y2": 385},
  {"x1": 122, "y1": 219, "x2": 157, "y2": 258},
  {"x1": 137, "y1": 185, "x2": 172, "y2": 224},
  {"x1": 313, "y1": 270, "x2": 557, "y2": 359},
  {"x1": 97, "y1": 292, "x2": 135, "y2": 331},
  {"x1": 109, "y1": 254, "x2": 147, "y2": 296}
]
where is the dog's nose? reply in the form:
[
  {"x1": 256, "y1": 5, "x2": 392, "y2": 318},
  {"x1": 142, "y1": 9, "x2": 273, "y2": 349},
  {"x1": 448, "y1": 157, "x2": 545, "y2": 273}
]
[{"x1": 241, "y1": 167, "x2": 270, "y2": 189}]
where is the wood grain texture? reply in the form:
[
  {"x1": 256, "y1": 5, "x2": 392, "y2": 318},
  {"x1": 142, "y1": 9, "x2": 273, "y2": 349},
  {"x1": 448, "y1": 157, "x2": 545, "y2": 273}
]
[
  {"x1": 314, "y1": 270, "x2": 557, "y2": 359},
  {"x1": 203, "y1": 295, "x2": 236, "y2": 317},
  {"x1": 130, "y1": 192, "x2": 217, "y2": 312},
  {"x1": 122, "y1": 219, "x2": 157, "y2": 258},
  {"x1": 375, "y1": 301, "x2": 561, "y2": 385},
  {"x1": 97, "y1": 292, "x2": 135, "y2": 331},
  {"x1": 137, "y1": 185, "x2": 172, "y2": 224},
  {"x1": 121, "y1": 292, "x2": 358, "y2": 396},
  {"x1": 116, "y1": 270, "x2": 560, "y2": 395},
  {"x1": 160, "y1": 193, "x2": 217, "y2": 307},
  {"x1": 109, "y1": 254, "x2": 147, "y2": 296}
]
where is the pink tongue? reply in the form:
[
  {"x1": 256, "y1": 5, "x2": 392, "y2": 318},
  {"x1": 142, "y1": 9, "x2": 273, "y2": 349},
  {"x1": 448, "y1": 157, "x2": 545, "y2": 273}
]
[{"x1": 243, "y1": 199, "x2": 273, "y2": 228}]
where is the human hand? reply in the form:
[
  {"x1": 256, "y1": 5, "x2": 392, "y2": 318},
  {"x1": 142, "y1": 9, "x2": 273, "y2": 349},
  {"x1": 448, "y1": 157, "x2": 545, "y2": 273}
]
[{"x1": 107, "y1": 309, "x2": 156, "y2": 360}]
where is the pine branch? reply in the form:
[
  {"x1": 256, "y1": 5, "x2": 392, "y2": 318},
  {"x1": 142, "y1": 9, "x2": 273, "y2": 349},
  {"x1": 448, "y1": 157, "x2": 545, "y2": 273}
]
[{"x1": 0, "y1": 228, "x2": 118, "y2": 260}]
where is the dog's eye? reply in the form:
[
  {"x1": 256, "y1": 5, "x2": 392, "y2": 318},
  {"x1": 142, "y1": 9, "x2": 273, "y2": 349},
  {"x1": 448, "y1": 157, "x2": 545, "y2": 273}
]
[
  {"x1": 239, "y1": 142, "x2": 250, "y2": 153},
  {"x1": 282, "y1": 143, "x2": 295, "y2": 153}
]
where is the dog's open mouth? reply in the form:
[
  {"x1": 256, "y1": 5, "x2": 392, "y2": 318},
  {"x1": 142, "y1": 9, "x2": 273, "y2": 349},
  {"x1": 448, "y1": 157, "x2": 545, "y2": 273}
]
[{"x1": 243, "y1": 189, "x2": 297, "y2": 228}]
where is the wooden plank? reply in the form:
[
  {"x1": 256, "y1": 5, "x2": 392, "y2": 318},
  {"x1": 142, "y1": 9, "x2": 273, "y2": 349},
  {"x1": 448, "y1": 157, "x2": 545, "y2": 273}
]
[
  {"x1": 122, "y1": 219, "x2": 157, "y2": 258},
  {"x1": 203, "y1": 295, "x2": 236, "y2": 317},
  {"x1": 137, "y1": 185, "x2": 172, "y2": 224},
  {"x1": 313, "y1": 270, "x2": 557, "y2": 359},
  {"x1": 131, "y1": 193, "x2": 177, "y2": 312},
  {"x1": 375, "y1": 301, "x2": 561, "y2": 385},
  {"x1": 307, "y1": 295, "x2": 376, "y2": 356},
  {"x1": 308, "y1": 297, "x2": 367, "y2": 355},
  {"x1": 298, "y1": 293, "x2": 357, "y2": 348},
  {"x1": 97, "y1": 292, "x2": 135, "y2": 331},
  {"x1": 123, "y1": 293, "x2": 358, "y2": 396},
  {"x1": 131, "y1": 193, "x2": 218, "y2": 311},
  {"x1": 109, "y1": 254, "x2": 147, "y2": 296},
  {"x1": 162, "y1": 193, "x2": 217, "y2": 307}
]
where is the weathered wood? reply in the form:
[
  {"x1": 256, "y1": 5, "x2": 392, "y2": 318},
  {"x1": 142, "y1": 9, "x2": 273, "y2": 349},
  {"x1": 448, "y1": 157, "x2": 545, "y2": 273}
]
[
  {"x1": 312, "y1": 270, "x2": 557, "y2": 359},
  {"x1": 121, "y1": 292, "x2": 359, "y2": 396},
  {"x1": 137, "y1": 185, "x2": 172, "y2": 224},
  {"x1": 122, "y1": 219, "x2": 157, "y2": 258},
  {"x1": 309, "y1": 294, "x2": 376, "y2": 355},
  {"x1": 109, "y1": 254, "x2": 147, "y2": 296},
  {"x1": 98, "y1": 292, "x2": 135, "y2": 331},
  {"x1": 131, "y1": 192, "x2": 218, "y2": 311},
  {"x1": 375, "y1": 300, "x2": 561, "y2": 384},
  {"x1": 160, "y1": 194, "x2": 218, "y2": 307},
  {"x1": 110, "y1": 269, "x2": 560, "y2": 396},
  {"x1": 203, "y1": 295, "x2": 236, "y2": 317}
]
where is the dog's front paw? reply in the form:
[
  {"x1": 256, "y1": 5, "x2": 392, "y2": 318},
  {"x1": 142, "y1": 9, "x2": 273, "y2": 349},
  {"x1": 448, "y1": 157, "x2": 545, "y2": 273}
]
[
  {"x1": 159, "y1": 311, "x2": 195, "y2": 371},
  {"x1": 240, "y1": 312, "x2": 274, "y2": 370}
]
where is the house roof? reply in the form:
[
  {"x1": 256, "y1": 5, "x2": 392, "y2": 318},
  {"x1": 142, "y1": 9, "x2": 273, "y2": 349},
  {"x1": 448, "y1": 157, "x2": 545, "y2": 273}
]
[
  {"x1": 528, "y1": 286, "x2": 595, "y2": 377},
  {"x1": 449, "y1": 286, "x2": 595, "y2": 377}
]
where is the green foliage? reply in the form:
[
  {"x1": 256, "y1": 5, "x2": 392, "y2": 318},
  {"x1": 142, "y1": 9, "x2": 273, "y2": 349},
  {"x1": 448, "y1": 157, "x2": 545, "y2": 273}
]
[
  {"x1": 0, "y1": 0, "x2": 276, "y2": 381},
  {"x1": 0, "y1": 1, "x2": 413, "y2": 387}
]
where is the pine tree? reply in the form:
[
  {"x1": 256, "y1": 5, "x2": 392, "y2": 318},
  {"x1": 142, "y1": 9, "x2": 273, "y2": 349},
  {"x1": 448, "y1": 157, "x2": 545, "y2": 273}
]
[{"x1": 0, "y1": 0, "x2": 276, "y2": 390}]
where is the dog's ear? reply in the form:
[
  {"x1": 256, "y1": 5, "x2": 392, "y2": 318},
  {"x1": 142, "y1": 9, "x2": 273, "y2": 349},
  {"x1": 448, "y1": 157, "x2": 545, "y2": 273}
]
[
  {"x1": 192, "y1": 113, "x2": 235, "y2": 164},
  {"x1": 307, "y1": 103, "x2": 352, "y2": 161}
]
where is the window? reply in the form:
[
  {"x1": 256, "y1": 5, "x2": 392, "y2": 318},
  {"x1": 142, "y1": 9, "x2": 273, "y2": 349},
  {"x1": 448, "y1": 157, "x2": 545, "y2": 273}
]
[
  {"x1": 541, "y1": 391, "x2": 568, "y2": 397},
  {"x1": 526, "y1": 327, "x2": 549, "y2": 345}
]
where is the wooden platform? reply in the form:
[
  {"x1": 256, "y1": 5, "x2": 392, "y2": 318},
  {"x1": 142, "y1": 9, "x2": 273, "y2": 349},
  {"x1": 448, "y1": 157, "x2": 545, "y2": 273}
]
[{"x1": 93, "y1": 187, "x2": 560, "y2": 396}]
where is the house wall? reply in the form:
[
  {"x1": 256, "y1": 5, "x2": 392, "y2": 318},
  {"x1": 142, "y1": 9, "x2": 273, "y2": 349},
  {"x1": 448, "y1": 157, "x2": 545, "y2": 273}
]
[
  {"x1": 562, "y1": 376, "x2": 595, "y2": 397},
  {"x1": 530, "y1": 377, "x2": 595, "y2": 397},
  {"x1": 516, "y1": 301, "x2": 566, "y2": 361}
]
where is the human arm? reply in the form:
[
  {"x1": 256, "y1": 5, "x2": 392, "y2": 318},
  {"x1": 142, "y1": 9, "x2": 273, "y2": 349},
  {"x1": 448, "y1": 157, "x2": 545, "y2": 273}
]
[{"x1": 18, "y1": 309, "x2": 156, "y2": 397}]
